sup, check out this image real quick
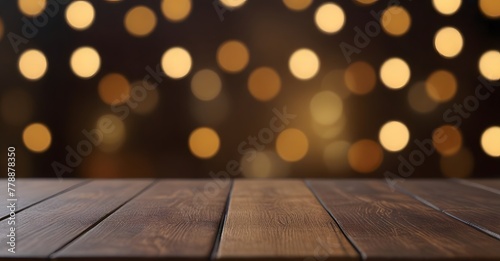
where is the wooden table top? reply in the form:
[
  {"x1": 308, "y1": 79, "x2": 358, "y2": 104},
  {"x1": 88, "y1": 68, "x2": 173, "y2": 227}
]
[{"x1": 1, "y1": 179, "x2": 499, "y2": 261}]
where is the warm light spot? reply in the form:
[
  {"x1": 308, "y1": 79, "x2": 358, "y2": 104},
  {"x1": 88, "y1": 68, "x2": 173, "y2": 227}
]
[
  {"x1": 479, "y1": 0, "x2": 500, "y2": 18},
  {"x1": 425, "y1": 70, "x2": 457, "y2": 102},
  {"x1": 241, "y1": 151, "x2": 272, "y2": 178},
  {"x1": 283, "y1": 0, "x2": 312, "y2": 11},
  {"x1": 0, "y1": 17, "x2": 4, "y2": 41},
  {"x1": 323, "y1": 140, "x2": 350, "y2": 173},
  {"x1": 1, "y1": 89, "x2": 33, "y2": 126},
  {"x1": 191, "y1": 69, "x2": 222, "y2": 101},
  {"x1": 381, "y1": 6, "x2": 411, "y2": 36},
  {"x1": 130, "y1": 81, "x2": 160, "y2": 115},
  {"x1": 354, "y1": 0, "x2": 377, "y2": 5},
  {"x1": 315, "y1": 3, "x2": 345, "y2": 34},
  {"x1": 481, "y1": 126, "x2": 500, "y2": 157},
  {"x1": 312, "y1": 115, "x2": 345, "y2": 139},
  {"x1": 18, "y1": 0, "x2": 46, "y2": 16},
  {"x1": 248, "y1": 67, "x2": 281, "y2": 101},
  {"x1": 98, "y1": 73, "x2": 131, "y2": 105},
  {"x1": 161, "y1": 0, "x2": 191, "y2": 22},
  {"x1": 97, "y1": 114, "x2": 126, "y2": 152},
  {"x1": 434, "y1": 27, "x2": 463, "y2": 58},
  {"x1": 348, "y1": 140, "x2": 383, "y2": 173},
  {"x1": 219, "y1": 0, "x2": 246, "y2": 9},
  {"x1": 161, "y1": 47, "x2": 192, "y2": 79},
  {"x1": 408, "y1": 82, "x2": 438, "y2": 113},
  {"x1": 440, "y1": 148, "x2": 473, "y2": 178},
  {"x1": 124, "y1": 6, "x2": 157, "y2": 37},
  {"x1": 65, "y1": 1, "x2": 95, "y2": 30},
  {"x1": 289, "y1": 48, "x2": 320, "y2": 80},
  {"x1": 479, "y1": 50, "x2": 500, "y2": 81},
  {"x1": 22, "y1": 123, "x2": 51, "y2": 153},
  {"x1": 310, "y1": 91, "x2": 343, "y2": 125},
  {"x1": 379, "y1": 121, "x2": 410, "y2": 152},
  {"x1": 217, "y1": 40, "x2": 249, "y2": 73},
  {"x1": 189, "y1": 127, "x2": 220, "y2": 159},
  {"x1": 433, "y1": 0, "x2": 461, "y2": 15},
  {"x1": 18, "y1": 49, "x2": 47, "y2": 80},
  {"x1": 380, "y1": 57, "x2": 410, "y2": 89},
  {"x1": 276, "y1": 128, "x2": 309, "y2": 162},
  {"x1": 344, "y1": 61, "x2": 376, "y2": 95},
  {"x1": 70, "y1": 46, "x2": 100, "y2": 78},
  {"x1": 433, "y1": 125, "x2": 462, "y2": 156}
]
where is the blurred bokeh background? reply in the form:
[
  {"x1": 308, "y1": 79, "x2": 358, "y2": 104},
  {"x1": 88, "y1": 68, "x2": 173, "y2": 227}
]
[{"x1": 1, "y1": 0, "x2": 499, "y2": 179}]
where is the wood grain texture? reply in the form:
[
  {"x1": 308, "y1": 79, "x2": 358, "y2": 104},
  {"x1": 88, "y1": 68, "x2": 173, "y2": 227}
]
[
  {"x1": 455, "y1": 179, "x2": 500, "y2": 195},
  {"x1": 0, "y1": 179, "x2": 86, "y2": 219},
  {"x1": 395, "y1": 179, "x2": 500, "y2": 240},
  {"x1": 53, "y1": 180, "x2": 231, "y2": 261},
  {"x1": 0, "y1": 179, "x2": 152, "y2": 259},
  {"x1": 308, "y1": 179, "x2": 500, "y2": 261},
  {"x1": 216, "y1": 180, "x2": 358, "y2": 261}
]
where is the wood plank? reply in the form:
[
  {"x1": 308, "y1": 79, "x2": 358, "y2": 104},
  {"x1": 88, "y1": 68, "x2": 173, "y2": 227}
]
[
  {"x1": 216, "y1": 180, "x2": 358, "y2": 261},
  {"x1": 308, "y1": 179, "x2": 500, "y2": 260},
  {"x1": 0, "y1": 179, "x2": 152, "y2": 259},
  {"x1": 395, "y1": 179, "x2": 500, "y2": 240},
  {"x1": 53, "y1": 180, "x2": 231, "y2": 261},
  {"x1": 0, "y1": 179, "x2": 86, "y2": 219},
  {"x1": 455, "y1": 179, "x2": 500, "y2": 195}
]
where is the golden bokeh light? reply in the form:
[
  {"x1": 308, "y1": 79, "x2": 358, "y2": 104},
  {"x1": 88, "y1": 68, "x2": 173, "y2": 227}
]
[
  {"x1": 18, "y1": 49, "x2": 48, "y2": 81},
  {"x1": 0, "y1": 17, "x2": 4, "y2": 41},
  {"x1": 217, "y1": 40, "x2": 249, "y2": 73},
  {"x1": 379, "y1": 121, "x2": 410, "y2": 152},
  {"x1": 314, "y1": 2, "x2": 345, "y2": 34},
  {"x1": 380, "y1": 57, "x2": 410, "y2": 89},
  {"x1": 408, "y1": 82, "x2": 438, "y2": 113},
  {"x1": 189, "y1": 127, "x2": 220, "y2": 159},
  {"x1": 433, "y1": 0, "x2": 461, "y2": 15},
  {"x1": 283, "y1": 0, "x2": 312, "y2": 11},
  {"x1": 1, "y1": 89, "x2": 33, "y2": 126},
  {"x1": 248, "y1": 67, "x2": 281, "y2": 101},
  {"x1": 479, "y1": 0, "x2": 500, "y2": 18},
  {"x1": 312, "y1": 115, "x2": 345, "y2": 139},
  {"x1": 440, "y1": 148, "x2": 473, "y2": 178},
  {"x1": 219, "y1": 0, "x2": 246, "y2": 9},
  {"x1": 348, "y1": 139, "x2": 383, "y2": 173},
  {"x1": 479, "y1": 50, "x2": 500, "y2": 81},
  {"x1": 97, "y1": 114, "x2": 126, "y2": 153},
  {"x1": 161, "y1": 47, "x2": 192, "y2": 79},
  {"x1": 276, "y1": 128, "x2": 309, "y2": 162},
  {"x1": 289, "y1": 48, "x2": 320, "y2": 80},
  {"x1": 191, "y1": 69, "x2": 222, "y2": 101},
  {"x1": 433, "y1": 125, "x2": 462, "y2": 156},
  {"x1": 310, "y1": 91, "x2": 343, "y2": 125},
  {"x1": 354, "y1": 0, "x2": 377, "y2": 5},
  {"x1": 344, "y1": 61, "x2": 376, "y2": 95},
  {"x1": 434, "y1": 27, "x2": 463, "y2": 58},
  {"x1": 481, "y1": 126, "x2": 500, "y2": 157},
  {"x1": 425, "y1": 70, "x2": 457, "y2": 102},
  {"x1": 22, "y1": 123, "x2": 52, "y2": 153},
  {"x1": 381, "y1": 6, "x2": 411, "y2": 36},
  {"x1": 124, "y1": 6, "x2": 157, "y2": 37},
  {"x1": 98, "y1": 73, "x2": 131, "y2": 105},
  {"x1": 241, "y1": 151, "x2": 272, "y2": 178},
  {"x1": 161, "y1": 0, "x2": 191, "y2": 22},
  {"x1": 130, "y1": 81, "x2": 160, "y2": 115},
  {"x1": 70, "y1": 46, "x2": 100, "y2": 78},
  {"x1": 65, "y1": 1, "x2": 95, "y2": 30},
  {"x1": 18, "y1": 0, "x2": 46, "y2": 16},
  {"x1": 323, "y1": 140, "x2": 350, "y2": 173}
]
